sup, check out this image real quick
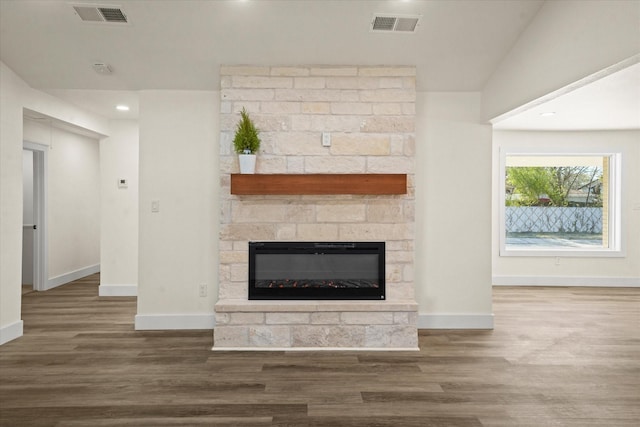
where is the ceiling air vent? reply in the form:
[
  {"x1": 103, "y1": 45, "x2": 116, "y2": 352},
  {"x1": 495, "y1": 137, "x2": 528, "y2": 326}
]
[
  {"x1": 73, "y1": 4, "x2": 128, "y2": 23},
  {"x1": 371, "y1": 14, "x2": 421, "y2": 33}
]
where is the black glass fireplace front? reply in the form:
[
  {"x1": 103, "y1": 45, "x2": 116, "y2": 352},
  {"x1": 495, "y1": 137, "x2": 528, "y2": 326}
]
[{"x1": 248, "y1": 241, "x2": 385, "y2": 300}]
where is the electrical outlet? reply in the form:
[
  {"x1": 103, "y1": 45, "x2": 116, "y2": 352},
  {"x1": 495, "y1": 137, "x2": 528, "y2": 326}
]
[{"x1": 199, "y1": 284, "x2": 207, "y2": 297}]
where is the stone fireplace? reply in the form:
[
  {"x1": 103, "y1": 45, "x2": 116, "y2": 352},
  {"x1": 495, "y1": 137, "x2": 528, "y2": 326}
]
[{"x1": 213, "y1": 65, "x2": 418, "y2": 350}]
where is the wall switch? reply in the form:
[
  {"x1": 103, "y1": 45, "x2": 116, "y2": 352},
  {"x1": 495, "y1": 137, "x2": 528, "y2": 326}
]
[
  {"x1": 199, "y1": 284, "x2": 207, "y2": 297},
  {"x1": 322, "y1": 132, "x2": 331, "y2": 147},
  {"x1": 117, "y1": 178, "x2": 128, "y2": 189},
  {"x1": 151, "y1": 200, "x2": 160, "y2": 213}
]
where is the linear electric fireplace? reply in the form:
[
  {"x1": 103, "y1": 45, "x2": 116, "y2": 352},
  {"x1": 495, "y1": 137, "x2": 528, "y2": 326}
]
[{"x1": 249, "y1": 241, "x2": 385, "y2": 300}]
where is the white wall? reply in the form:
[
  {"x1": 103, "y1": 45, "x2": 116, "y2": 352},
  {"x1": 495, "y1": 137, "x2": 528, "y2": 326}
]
[
  {"x1": 0, "y1": 60, "x2": 108, "y2": 345},
  {"x1": 493, "y1": 130, "x2": 640, "y2": 286},
  {"x1": 482, "y1": 0, "x2": 640, "y2": 122},
  {"x1": 23, "y1": 119, "x2": 101, "y2": 285},
  {"x1": 99, "y1": 120, "x2": 139, "y2": 296},
  {"x1": 414, "y1": 92, "x2": 494, "y2": 328},
  {"x1": 136, "y1": 91, "x2": 218, "y2": 330}
]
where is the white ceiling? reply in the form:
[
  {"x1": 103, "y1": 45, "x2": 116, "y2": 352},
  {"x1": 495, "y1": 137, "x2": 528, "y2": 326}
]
[{"x1": 1, "y1": 0, "x2": 638, "y2": 130}]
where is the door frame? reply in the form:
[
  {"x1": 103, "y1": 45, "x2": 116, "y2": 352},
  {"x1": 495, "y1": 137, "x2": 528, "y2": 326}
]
[{"x1": 23, "y1": 141, "x2": 48, "y2": 292}]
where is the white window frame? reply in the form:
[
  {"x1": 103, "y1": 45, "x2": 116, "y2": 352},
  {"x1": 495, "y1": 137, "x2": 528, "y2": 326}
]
[{"x1": 499, "y1": 148, "x2": 622, "y2": 257}]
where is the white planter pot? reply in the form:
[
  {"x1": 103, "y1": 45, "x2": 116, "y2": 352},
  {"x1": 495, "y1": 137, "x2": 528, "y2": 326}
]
[{"x1": 238, "y1": 154, "x2": 257, "y2": 174}]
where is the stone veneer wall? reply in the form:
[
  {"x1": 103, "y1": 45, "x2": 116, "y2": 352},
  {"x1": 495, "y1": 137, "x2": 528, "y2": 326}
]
[{"x1": 214, "y1": 65, "x2": 417, "y2": 349}]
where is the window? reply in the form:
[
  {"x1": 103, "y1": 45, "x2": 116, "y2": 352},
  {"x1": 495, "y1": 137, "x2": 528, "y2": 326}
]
[{"x1": 499, "y1": 151, "x2": 622, "y2": 256}]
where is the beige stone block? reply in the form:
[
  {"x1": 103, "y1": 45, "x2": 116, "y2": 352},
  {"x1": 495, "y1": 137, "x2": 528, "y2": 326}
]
[
  {"x1": 286, "y1": 156, "x2": 305, "y2": 173},
  {"x1": 218, "y1": 283, "x2": 245, "y2": 300},
  {"x1": 249, "y1": 325, "x2": 291, "y2": 347},
  {"x1": 301, "y1": 102, "x2": 331, "y2": 114},
  {"x1": 286, "y1": 204, "x2": 315, "y2": 223},
  {"x1": 294, "y1": 77, "x2": 326, "y2": 89},
  {"x1": 215, "y1": 313, "x2": 230, "y2": 325},
  {"x1": 229, "y1": 312, "x2": 265, "y2": 325},
  {"x1": 404, "y1": 135, "x2": 416, "y2": 156},
  {"x1": 214, "y1": 326, "x2": 249, "y2": 347},
  {"x1": 387, "y1": 282, "x2": 415, "y2": 300},
  {"x1": 218, "y1": 264, "x2": 231, "y2": 283},
  {"x1": 310, "y1": 115, "x2": 362, "y2": 132},
  {"x1": 403, "y1": 264, "x2": 414, "y2": 282},
  {"x1": 220, "y1": 76, "x2": 232, "y2": 89},
  {"x1": 304, "y1": 156, "x2": 366, "y2": 174},
  {"x1": 316, "y1": 203, "x2": 365, "y2": 223},
  {"x1": 403, "y1": 77, "x2": 416, "y2": 88},
  {"x1": 220, "y1": 100, "x2": 232, "y2": 113},
  {"x1": 379, "y1": 77, "x2": 404, "y2": 88},
  {"x1": 232, "y1": 76, "x2": 292, "y2": 89},
  {"x1": 310, "y1": 66, "x2": 358, "y2": 76},
  {"x1": 341, "y1": 312, "x2": 394, "y2": 325},
  {"x1": 276, "y1": 224, "x2": 297, "y2": 240},
  {"x1": 403, "y1": 200, "x2": 415, "y2": 222},
  {"x1": 220, "y1": 223, "x2": 277, "y2": 241},
  {"x1": 252, "y1": 115, "x2": 290, "y2": 132},
  {"x1": 219, "y1": 250, "x2": 247, "y2": 264},
  {"x1": 360, "y1": 89, "x2": 415, "y2": 103},
  {"x1": 231, "y1": 102, "x2": 261, "y2": 114},
  {"x1": 275, "y1": 89, "x2": 343, "y2": 102},
  {"x1": 330, "y1": 134, "x2": 390, "y2": 156},
  {"x1": 366, "y1": 202, "x2": 403, "y2": 223},
  {"x1": 325, "y1": 77, "x2": 378, "y2": 90},
  {"x1": 385, "y1": 263, "x2": 403, "y2": 283},
  {"x1": 386, "y1": 250, "x2": 413, "y2": 264},
  {"x1": 290, "y1": 115, "x2": 312, "y2": 131},
  {"x1": 291, "y1": 325, "x2": 365, "y2": 347},
  {"x1": 330, "y1": 102, "x2": 372, "y2": 115},
  {"x1": 271, "y1": 67, "x2": 310, "y2": 76},
  {"x1": 389, "y1": 136, "x2": 404, "y2": 156},
  {"x1": 366, "y1": 156, "x2": 414, "y2": 174},
  {"x1": 361, "y1": 116, "x2": 415, "y2": 133},
  {"x1": 266, "y1": 312, "x2": 311, "y2": 325},
  {"x1": 232, "y1": 202, "x2": 286, "y2": 223},
  {"x1": 339, "y1": 223, "x2": 412, "y2": 241},
  {"x1": 260, "y1": 102, "x2": 301, "y2": 114},
  {"x1": 221, "y1": 65, "x2": 270, "y2": 76},
  {"x1": 340, "y1": 90, "x2": 360, "y2": 102},
  {"x1": 358, "y1": 67, "x2": 416, "y2": 77},
  {"x1": 364, "y1": 325, "x2": 417, "y2": 348},
  {"x1": 310, "y1": 312, "x2": 340, "y2": 324},
  {"x1": 296, "y1": 223, "x2": 339, "y2": 241},
  {"x1": 275, "y1": 133, "x2": 327, "y2": 156},
  {"x1": 230, "y1": 264, "x2": 248, "y2": 282},
  {"x1": 254, "y1": 156, "x2": 287, "y2": 174},
  {"x1": 221, "y1": 88, "x2": 275, "y2": 101},
  {"x1": 372, "y1": 103, "x2": 402, "y2": 115}
]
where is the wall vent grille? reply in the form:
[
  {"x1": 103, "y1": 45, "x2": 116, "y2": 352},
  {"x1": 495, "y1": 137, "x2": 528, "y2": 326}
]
[
  {"x1": 371, "y1": 14, "x2": 421, "y2": 33},
  {"x1": 73, "y1": 5, "x2": 128, "y2": 23}
]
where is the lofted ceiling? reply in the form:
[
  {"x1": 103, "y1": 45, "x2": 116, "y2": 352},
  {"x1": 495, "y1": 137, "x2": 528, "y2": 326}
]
[{"x1": 1, "y1": 0, "x2": 638, "y2": 130}]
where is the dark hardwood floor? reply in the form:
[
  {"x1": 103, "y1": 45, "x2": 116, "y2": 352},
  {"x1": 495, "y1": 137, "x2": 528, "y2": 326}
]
[{"x1": 1, "y1": 274, "x2": 639, "y2": 426}]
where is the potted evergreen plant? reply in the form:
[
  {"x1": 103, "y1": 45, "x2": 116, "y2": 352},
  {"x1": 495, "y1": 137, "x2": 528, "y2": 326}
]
[{"x1": 233, "y1": 107, "x2": 261, "y2": 174}]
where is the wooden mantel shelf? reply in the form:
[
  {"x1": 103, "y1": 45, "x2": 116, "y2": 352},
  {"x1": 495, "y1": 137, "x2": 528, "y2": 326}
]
[{"x1": 230, "y1": 174, "x2": 407, "y2": 195}]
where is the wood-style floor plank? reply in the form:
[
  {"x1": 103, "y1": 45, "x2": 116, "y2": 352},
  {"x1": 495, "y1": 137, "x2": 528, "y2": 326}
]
[{"x1": 1, "y1": 275, "x2": 639, "y2": 426}]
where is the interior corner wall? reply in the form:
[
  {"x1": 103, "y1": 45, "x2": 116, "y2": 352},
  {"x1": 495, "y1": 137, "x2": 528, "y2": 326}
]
[
  {"x1": 482, "y1": 0, "x2": 640, "y2": 121},
  {"x1": 414, "y1": 92, "x2": 494, "y2": 329},
  {"x1": 100, "y1": 120, "x2": 139, "y2": 296},
  {"x1": 136, "y1": 90, "x2": 219, "y2": 330},
  {"x1": 492, "y1": 130, "x2": 640, "y2": 287},
  {"x1": 0, "y1": 62, "x2": 28, "y2": 344},
  {"x1": 23, "y1": 119, "x2": 101, "y2": 286}
]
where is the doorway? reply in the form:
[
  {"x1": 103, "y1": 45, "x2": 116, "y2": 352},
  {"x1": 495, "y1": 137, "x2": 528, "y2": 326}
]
[{"x1": 22, "y1": 142, "x2": 48, "y2": 292}]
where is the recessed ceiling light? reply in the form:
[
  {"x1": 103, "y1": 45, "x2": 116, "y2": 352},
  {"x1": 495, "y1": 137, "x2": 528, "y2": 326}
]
[
  {"x1": 539, "y1": 111, "x2": 556, "y2": 117},
  {"x1": 116, "y1": 105, "x2": 130, "y2": 111}
]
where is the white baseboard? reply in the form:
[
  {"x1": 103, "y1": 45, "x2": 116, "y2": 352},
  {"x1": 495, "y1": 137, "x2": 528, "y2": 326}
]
[
  {"x1": 47, "y1": 264, "x2": 100, "y2": 290},
  {"x1": 135, "y1": 313, "x2": 215, "y2": 330},
  {"x1": 0, "y1": 320, "x2": 24, "y2": 345},
  {"x1": 492, "y1": 276, "x2": 640, "y2": 287},
  {"x1": 211, "y1": 346, "x2": 420, "y2": 352},
  {"x1": 99, "y1": 284, "x2": 137, "y2": 296},
  {"x1": 418, "y1": 313, "x2": 494, "y2": 329}
]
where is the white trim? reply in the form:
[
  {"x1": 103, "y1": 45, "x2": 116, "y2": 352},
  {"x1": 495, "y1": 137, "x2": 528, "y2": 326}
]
[
  {"x1": 211, "y1": 346, "x2": 420, "y2": 352},
  {"x1": 98, "y1": 284, "x2": 137, "y2": 296},
  {"x1": 46, "y1": 264, "x2": 100, "y2": 290},
  {"x1": 418, "y1": 313, "x2": 494, "y2": 329},
  {"x1": 493, "y1": 276, "x2": 640, "y2": 287},
  {"x1": 0, "y1": 321, "x2": 24, "y2": 345},
  {"x1": 134, "y1": 313, "x2": 215, "y2": 330}
]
